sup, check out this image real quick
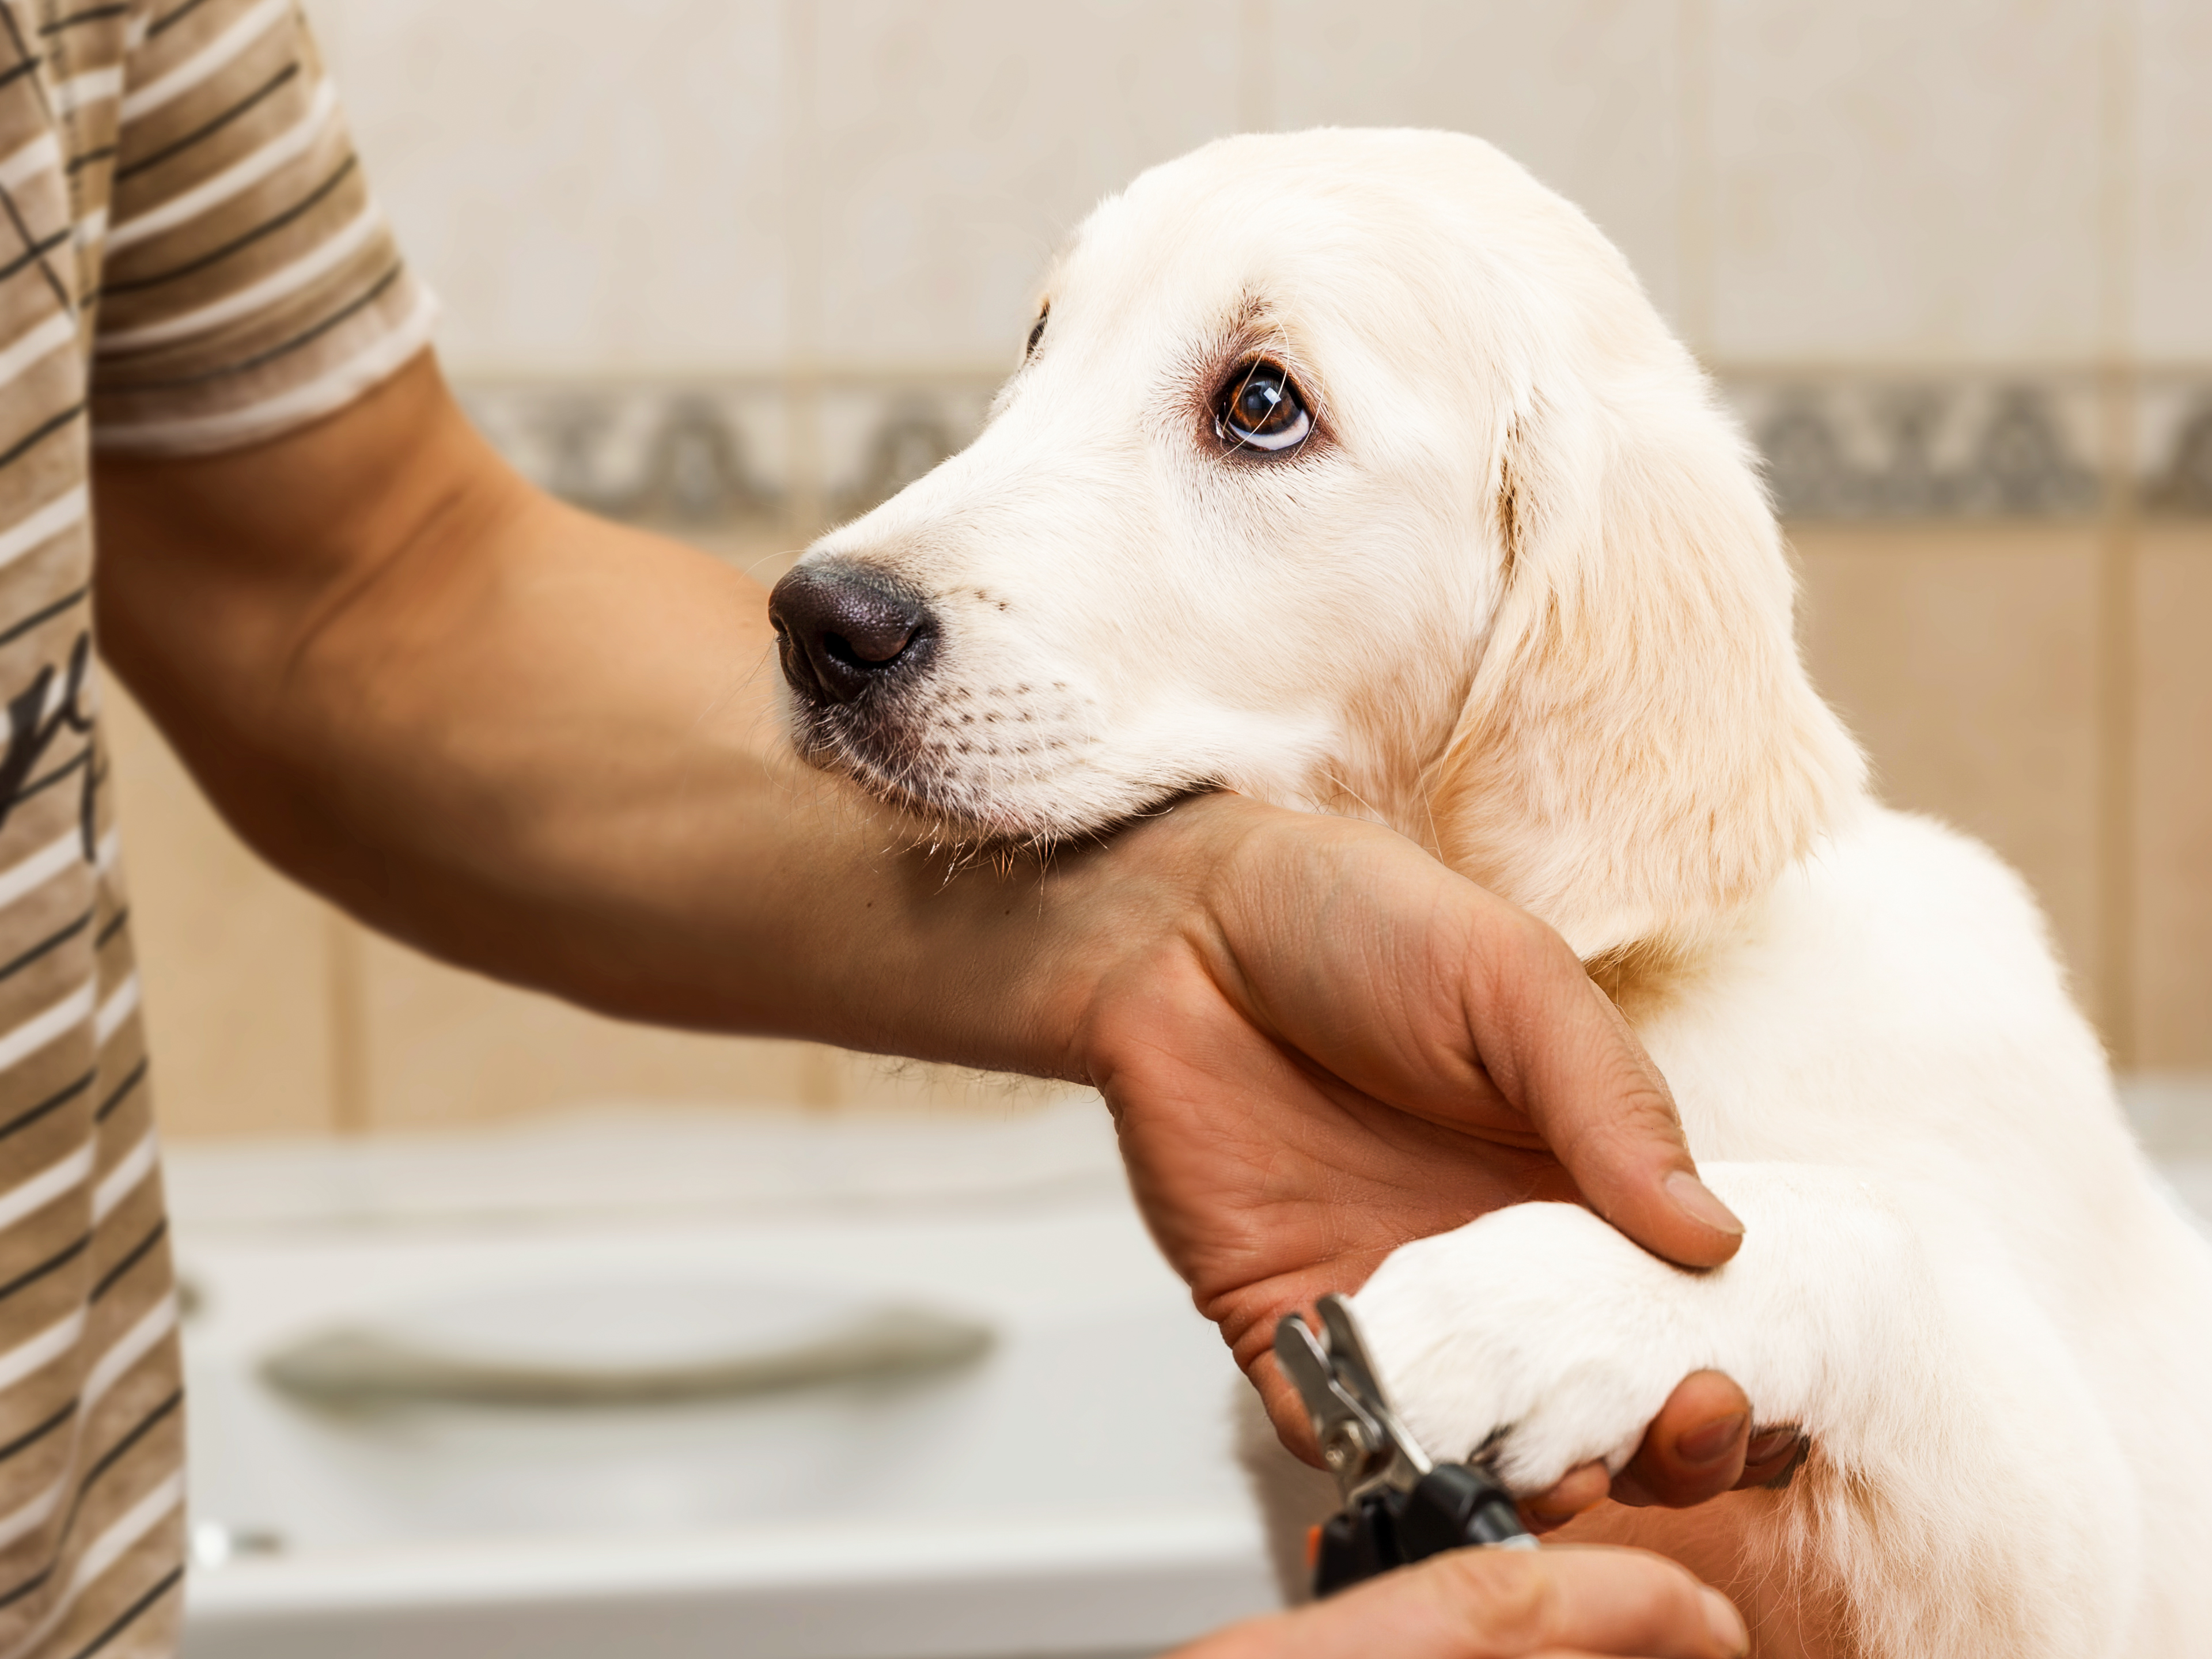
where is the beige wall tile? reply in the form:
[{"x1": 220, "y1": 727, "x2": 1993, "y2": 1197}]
[
  {"x1": 2137, "y1": 0, "x2": 2212, "y2": 362},
  {"x1": 355, "y1": 933, "x2": 805, "y2": 1130},
  {"x1": 300, "y1": 0, "x2": 2197, "y2": 379},
  {"x1": 1791, "y1": 525, "x2": 2104, "y2": 1012},
  {"x1": 305, "y1": 0, "x2": 787, "y2": 376},
  {"x1": 101, "y1": 682, "x2": 339, "y2": 1139},
  {"x1": 1269, "y1": 0, "x2": 1684, "y2": 332},
  {"x1": 810, "y1": 1, "x2": 1240, "y2": 369},
  {"x1": 1708, "y1": 0, "x2": 2105, "y2": 364},
  {"x1": 2134, "y1": 529, "x2": 2212, "y2": 1067},
  {"x1": 354, "y1": 931, "x2": 1052, "y2": 1132}
]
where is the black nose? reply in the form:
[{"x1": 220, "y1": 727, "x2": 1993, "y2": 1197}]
[{"x1": 767, "y1": 560, "x2": 937, "y2": 706}]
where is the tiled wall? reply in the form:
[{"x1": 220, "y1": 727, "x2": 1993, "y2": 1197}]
[{"x1": 112, "y1": 1, "x2": 2210, "y2": 1137}]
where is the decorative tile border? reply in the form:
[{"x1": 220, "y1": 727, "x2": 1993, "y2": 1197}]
[
  {"x1": 457, "y1": 377, "x2": 1002, "y2": 530},
  {"x1": 458, "y1": 371, "x2": 2212, "y2": 529},
  {"x1": 460, "y1": 382, "x2": 790, "y2": 525},
  {"x1": 1724, "y1": 372, "x2": 2212, "y2": 520},
  {"x1": 1722, "y1": 376, "x2": 2104, "y2": 519},
  {"x1": 2137, "y1": 380, "x2": 2212, "y2": 516}
]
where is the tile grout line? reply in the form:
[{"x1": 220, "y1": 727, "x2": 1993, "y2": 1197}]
[
  {"x1": 1236, "y1": 0, "x2": 1272, "y2": 135},
  {"x1": 448, "y1": 358, "x2": 2212, "y2": 387},
  {"x1": 782, "y1": 0, "x2": 824, "y2": 544},
  {"x1": 782, "y1": 0, "x2": 837, "y2": 1109},
  {"x1": 323, "y1": 910, "x2": 369, "y2": 1135},
  {"x1": 2096, "y1": 0, "x2": 2140, "y2": 1066},
  {"x1": 1675, "y1": 0, "x2": 1713, "y2": 358}
]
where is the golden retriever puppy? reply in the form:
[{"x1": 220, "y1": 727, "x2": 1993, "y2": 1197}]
[{"x1": 767, "y1": 130, "x2": 2212, "y2": 1659}]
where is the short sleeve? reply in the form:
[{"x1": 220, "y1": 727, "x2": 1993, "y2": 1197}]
[{"x1": 88, "y1": 0, "x2": 436, "y2": 455}]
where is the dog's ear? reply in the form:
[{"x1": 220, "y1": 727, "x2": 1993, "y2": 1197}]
[{"x1": 1425, "y1": 376, "x2": 1865, "y2": 963}]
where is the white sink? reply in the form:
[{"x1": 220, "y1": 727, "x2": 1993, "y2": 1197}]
[
  {"x1": 170, "y1": 1080, "x2": 2212, "y2": 1658},
  {"x1": 166, "y1": 1103, "x2": 1279, "y2": 1659}
]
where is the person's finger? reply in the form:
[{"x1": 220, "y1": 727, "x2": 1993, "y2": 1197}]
[
  {"x1": 1520, "y1": 1460, "x2": 1611, "y2": 1533},
  {"x1": 1738, "y1": 1427, "x2": 1808, "y2": 1490},
  {"x1": 1250, "y1": 1353, "x2": 1323, "y2": 1464},
  {"x1": 1609, "y1": 1371, "x2": 1752, "y2": 1509},
  {"x1": 1469, "y1": 910, "x2": 1742, "y2": 1270},
  {"x1": 1172, "y1": 1545, "x2": 1748, "y2": 1659}
]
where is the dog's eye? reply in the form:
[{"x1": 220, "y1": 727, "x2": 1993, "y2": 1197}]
[
  {"x1": 1215, "y1": 361, "x2": 1311, "y2": 453},
  {"x1": 1025, "y1": 304, "x2": 1048, "y2": 360}
]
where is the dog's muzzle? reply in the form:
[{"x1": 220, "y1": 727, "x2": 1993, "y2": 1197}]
[{"x1": 767, "y1": 559, "x2": 937, "y2": 709}]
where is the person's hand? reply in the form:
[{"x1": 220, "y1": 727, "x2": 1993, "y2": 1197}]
[
  {"x1": 1064, "y1": 793, "x2": 1803, "y2": 1516},
  {"x1": 1172, "y1": 1546, "x2": 1748, "y2": 1659}
]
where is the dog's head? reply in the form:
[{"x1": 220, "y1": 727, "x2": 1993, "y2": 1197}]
[{"x1": 769, "y1": 129, "x2": 1862, "y2": 959}]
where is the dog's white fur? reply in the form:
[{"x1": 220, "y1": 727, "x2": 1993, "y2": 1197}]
[{"x1": 785, "y1": 130, "x2": 2212, "y2": 1656}]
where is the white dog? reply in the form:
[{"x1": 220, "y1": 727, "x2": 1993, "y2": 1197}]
[{"x1": 767, "y1": 130, "x2": 2212, "y2": 1658}]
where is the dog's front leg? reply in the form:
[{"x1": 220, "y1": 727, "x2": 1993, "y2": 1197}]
[{"x1": 1347, "y1": 1165, "x2": 2141, "y2": 1659}]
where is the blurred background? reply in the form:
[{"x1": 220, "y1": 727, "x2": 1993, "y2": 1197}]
[{"x1": 134, "y1": 6, "x2": 2208, "y2": 1654}]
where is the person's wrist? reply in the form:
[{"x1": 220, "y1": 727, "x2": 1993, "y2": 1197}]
[{"x1": 1032, "y1": 789, "x2": 1282, "y2": 1085}]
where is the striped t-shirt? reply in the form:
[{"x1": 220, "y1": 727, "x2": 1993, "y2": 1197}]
[{"x1": 0, "y1": 1, "x2": 433, "y2": 1655}]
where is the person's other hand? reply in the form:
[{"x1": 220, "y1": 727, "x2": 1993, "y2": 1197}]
[
  {"x1": 1171, "y1": 1546, "x2": 1748, "y2": 1659},
  {"x1": 1068, "y1": 793, "x2": 1801, "y2": 1514},
  {"x1": 1520, "y1": 1372, "x2": 1808, "y2": 1531}
]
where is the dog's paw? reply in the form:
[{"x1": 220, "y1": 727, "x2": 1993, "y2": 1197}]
[{"x1": 1349, "y1": 1200, "x2": 1715, "y2": 1495}]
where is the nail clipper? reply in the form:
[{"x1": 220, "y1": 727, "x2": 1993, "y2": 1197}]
[{"x1": 1274, "y1": 1293, "x2": 1534, "y2": 1597}]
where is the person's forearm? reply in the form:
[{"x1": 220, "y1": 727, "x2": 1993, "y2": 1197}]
[{"x1": 92, "y1": 353, "x2": 1213, "y2": 1074}]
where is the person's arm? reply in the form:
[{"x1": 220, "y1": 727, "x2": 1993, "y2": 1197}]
[
  {"x1": 93, "y1": 351, "x2": 1782, "y2": 1506},
  {"x1": 94, "y1": 353, "x2": 1053, "y2": 1053},
  {"x1": 1175, "y1": 1546, "x2": 1747, "y2": 1659}
]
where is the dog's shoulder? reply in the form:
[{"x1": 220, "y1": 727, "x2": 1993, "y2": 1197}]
[{"x1": 1633, "y1": 803, "x2": 2119, "y2": 1160}]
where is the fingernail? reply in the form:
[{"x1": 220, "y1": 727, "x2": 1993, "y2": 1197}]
[
  {"x1": 1700, "y1": 1587, "x2": 1749, "y2": 1656},
  {"x1": 1677, "y1": 1410, "x2": 1748, "y2": 1466},
  {"x1": 1608, "y1": 1469, "x2": 1657, "y2": 1507},
  {"x1": 1745, "y1": 1429, "x2": 1799, "y2": 1465},
  {"x1": 1665, "y1": 1171, "x2": 1744, "y2": 1236},
  {"x1": 1524, "y1": 1462, "x2": 1609, "y2": 1524}
]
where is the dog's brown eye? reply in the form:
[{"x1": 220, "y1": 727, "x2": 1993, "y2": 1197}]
[
  {"x1": 1215, "y1": 361, "x2": 1311, "y2": 453},
  {"x1": 1025, "y1": 304, "x2": 1049, "y2": 359}
]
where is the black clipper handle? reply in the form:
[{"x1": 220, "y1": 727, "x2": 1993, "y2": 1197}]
[
  {"x1": 1311, "y1": 1491, "x2": 1403, "y2": 1597},
  {"x1": 1310, "y1": 1464, "x2": 1530, "y2": 1598}
]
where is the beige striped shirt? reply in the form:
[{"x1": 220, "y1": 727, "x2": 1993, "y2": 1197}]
[{"x1": 0, "y1": 1, "x2": 432, "y2": 1654}]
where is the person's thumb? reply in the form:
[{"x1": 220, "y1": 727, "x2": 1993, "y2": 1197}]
[{"x1": 1472, "y1": 913, "x2": 1742, "y2": 1269}]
